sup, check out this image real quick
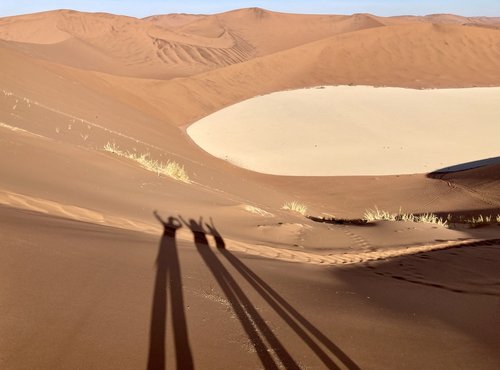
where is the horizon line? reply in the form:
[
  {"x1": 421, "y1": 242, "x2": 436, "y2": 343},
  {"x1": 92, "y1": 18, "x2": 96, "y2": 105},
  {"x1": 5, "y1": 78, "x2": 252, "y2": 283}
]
[{"x1": 1, "y1": 7, "x2": 499, "y2": 19}]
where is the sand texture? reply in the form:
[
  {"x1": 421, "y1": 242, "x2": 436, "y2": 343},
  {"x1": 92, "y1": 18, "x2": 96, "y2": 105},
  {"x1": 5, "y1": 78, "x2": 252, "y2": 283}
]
[
  {"x1": 0, "y1": 7, "x2": 499, "y2": 370},
  {"x1": 187, "y1": 85, "x2": 500, "y2": 175}
]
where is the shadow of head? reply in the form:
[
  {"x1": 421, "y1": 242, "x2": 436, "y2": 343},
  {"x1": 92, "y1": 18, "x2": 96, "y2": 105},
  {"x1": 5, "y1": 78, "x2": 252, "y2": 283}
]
[
  {"x1": 205, "y1": 217, "x2": 226, "y2": 249},
  {"x1": 154, "y1": 211, "x2": 182, "y2": 237}
]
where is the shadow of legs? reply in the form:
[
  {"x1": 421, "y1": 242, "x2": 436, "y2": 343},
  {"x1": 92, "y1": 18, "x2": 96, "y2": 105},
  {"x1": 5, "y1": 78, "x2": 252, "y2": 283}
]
[
  {"x1": 220, "y1": 250, "x2": 360, "y2": 370},
  {"x1": 182, "y1": 218, "x2": 299, "y2": 370},
  {"x1": 147, "y1": 233, "x2": 168, "y2": 370},
  {"x1": 195, "y1": 238, "x2": 299, "y2": 369},
  {"x1": 148, "y1": 215, "x2": 193, "y2": 370},
  {"x1": 168, "y1": 234, "x2": 194, "y2": 369}
]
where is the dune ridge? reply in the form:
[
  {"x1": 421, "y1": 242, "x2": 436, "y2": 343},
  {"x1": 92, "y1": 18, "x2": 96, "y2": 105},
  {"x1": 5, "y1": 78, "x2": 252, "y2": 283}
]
[{"x1": 2, "y1": 8, "x2": 500, "y2": 79}]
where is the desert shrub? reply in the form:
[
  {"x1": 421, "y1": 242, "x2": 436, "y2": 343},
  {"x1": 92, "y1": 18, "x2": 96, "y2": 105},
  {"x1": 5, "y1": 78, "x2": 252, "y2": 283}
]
[
  {"x1": 282, "y1": 201, "x2": 307, "y2": 216},
  {"x1": 363, "y1": 207, "x2": 447, "y2": 227},
  {"x1": 104, "y1": 142, "x2": 189, "y2": 183}
]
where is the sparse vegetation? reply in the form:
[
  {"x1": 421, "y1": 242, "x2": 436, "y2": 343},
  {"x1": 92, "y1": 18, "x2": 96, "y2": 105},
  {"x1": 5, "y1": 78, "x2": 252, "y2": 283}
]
[
  {"x1": 243, "y1": 205, "x2": 273, "y2": 217},
  {"x1": 282, "y1": 201, "x2": 307, "y2": 216},
  {"x1": 462, "y1": 214, "x2": 495, "y2": 228},
  {"x1": 445, "y1": 214, "x2": 500, "y2": 228},
  {"x1": 363, "y1": 207, "x2": 397, "y2": 222},
  {"x1": 104, "y1": 141, "x2": 189, "y2": 183},
  {"x1": 363, "y1": 207, "x2": 448, "y2": 227}
]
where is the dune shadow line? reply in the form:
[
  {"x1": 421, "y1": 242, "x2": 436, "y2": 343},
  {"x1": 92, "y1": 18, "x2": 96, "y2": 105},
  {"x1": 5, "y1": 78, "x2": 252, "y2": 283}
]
[{"x1": 429, "y1": 156, "x2": 500, "y2": 174}]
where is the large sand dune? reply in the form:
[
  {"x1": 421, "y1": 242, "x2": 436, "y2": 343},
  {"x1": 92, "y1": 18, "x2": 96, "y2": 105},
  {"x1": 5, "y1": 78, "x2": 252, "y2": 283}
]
[
  {"x1": 1, "y1": 7, "x2": 499, "y2": 369},
  {"x1": 2, "y1": 8, "x2": 500, "y2": 80}
]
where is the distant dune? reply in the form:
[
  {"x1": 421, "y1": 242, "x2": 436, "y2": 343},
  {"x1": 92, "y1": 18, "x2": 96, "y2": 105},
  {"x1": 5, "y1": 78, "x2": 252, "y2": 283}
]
[{"x1": 1, "y1": 8, "x2": 499, "y2": 79}]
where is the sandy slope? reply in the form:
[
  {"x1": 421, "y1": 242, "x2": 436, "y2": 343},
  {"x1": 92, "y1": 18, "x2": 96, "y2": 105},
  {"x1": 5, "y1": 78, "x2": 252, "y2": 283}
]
[
  {"x1": 1, "y1": 9, "x2": 499, "y2": 79},
  {"x1": 433, "y1": 164, "x2": 500, "y2": 207},
  {"x1": 0, "y1": 9, "x2": 385, "y2": 78},
  {"x1": 0, "y1": 7, "x2": 499, "y2": 369},
  {"x1": 2, "y1": 206, "x2": 499, "y2": 369},
  {"x1": 113, "y1": 21, "x2": 500, "y2": 130}
]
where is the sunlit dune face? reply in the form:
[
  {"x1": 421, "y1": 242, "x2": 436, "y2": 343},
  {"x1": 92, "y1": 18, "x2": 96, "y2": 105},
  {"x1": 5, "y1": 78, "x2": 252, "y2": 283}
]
[{"x1": 188, "y1": 86, "x2": 500, "y2": 176}]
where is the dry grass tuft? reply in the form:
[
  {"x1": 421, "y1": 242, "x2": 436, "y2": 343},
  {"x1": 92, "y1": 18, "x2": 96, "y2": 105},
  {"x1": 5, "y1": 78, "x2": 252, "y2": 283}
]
[
  {"x1": 363, "y1": 207, "x2": 448, "y2": 227},
  {"x1": 282, "y1": 201, "x2": 307, "y2": 216},
  {"x1": 104, "y1": 142, "x2": 189, "y2": 183}
]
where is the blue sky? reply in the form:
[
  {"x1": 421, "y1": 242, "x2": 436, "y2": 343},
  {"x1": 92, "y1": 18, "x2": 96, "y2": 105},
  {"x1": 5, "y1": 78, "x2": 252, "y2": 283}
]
[{"x1": 1, "y1": 1, "x2": 499, "y2": 18}]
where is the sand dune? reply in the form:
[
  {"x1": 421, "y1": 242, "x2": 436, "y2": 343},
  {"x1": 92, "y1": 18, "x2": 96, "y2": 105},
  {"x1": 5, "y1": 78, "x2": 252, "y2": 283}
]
[
  {"x1": 434, "y1": 163, "x2": 500, "y2": 206},
  {"x1": 2, "y1": 9, "x2": 499, "y2": 79},
  {"x1": 0, "y1": 10, "x2": 255, "y2": 78},
  {"x1": 103, "y1": 21, "x2": 500, "y2": 132},
  {"x1": 1, "y1": 7, "x2": 499, "y2": 369},
  {"x1": 0, "y1": 9, "x2": 386, "y2": 78}
]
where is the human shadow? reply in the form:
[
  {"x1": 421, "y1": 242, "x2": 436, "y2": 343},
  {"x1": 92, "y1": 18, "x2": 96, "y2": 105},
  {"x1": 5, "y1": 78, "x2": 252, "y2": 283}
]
[
  {"x1": 147, "y1": 211, "x2": 193, "y2": 370},
  {"x1": 205, "y1": 217, "x2": 226, "y2": 249},
  {"x1": 182, "y1": 216, "x2": 360, "y2": 369},
  {"x1": 180, "y1": 216, "x2": 299, "y2": 370},
  {"x1": 219, "y1": 249, "x2": 361, "y2": 369}
]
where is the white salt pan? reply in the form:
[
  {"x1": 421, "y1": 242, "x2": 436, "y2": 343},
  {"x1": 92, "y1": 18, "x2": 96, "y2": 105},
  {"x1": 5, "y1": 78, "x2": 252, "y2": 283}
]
[{"x1": 187, "y1": 86, "x2": 500, "y2": 176}]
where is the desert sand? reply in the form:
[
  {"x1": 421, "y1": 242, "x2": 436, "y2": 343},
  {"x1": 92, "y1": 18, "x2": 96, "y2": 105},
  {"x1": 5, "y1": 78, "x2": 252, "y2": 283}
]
[
  {"x1": 0, "y1": 7, "x2": 499, "y2": 370},
  {"x1": 187, "y1": 85, "x2": 500, "y2": 175}
]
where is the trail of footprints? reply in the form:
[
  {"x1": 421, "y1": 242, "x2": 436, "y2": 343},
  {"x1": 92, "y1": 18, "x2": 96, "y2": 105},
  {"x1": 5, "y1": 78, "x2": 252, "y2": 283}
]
[
  {"x1": 365, "y1": 241, "x2": 500, "y2": 296},
  {"x1": 338, "y1": 225, "x2": 371, "y2": 249},
  {"x1": 3, "y1": 187, "x2": 498, "y2": 267},
  {"x1": 224, "y1": 236, "x2": 500, "y2": 266},
  {"x1": 1, "y1": 89, "x2": 498, "y2": 267}
]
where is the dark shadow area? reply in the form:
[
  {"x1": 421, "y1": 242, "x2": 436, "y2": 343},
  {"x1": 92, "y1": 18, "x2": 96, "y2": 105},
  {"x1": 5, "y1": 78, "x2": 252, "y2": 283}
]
[
  {"x1": 180, "y1": 216, "x2": 299, "y2": 370},
  {"x1": 205, "y1": 217, "x2": 226, "y2": 249},
  {"x1": 332, "y1": 242, "x2": 500, "y2": 361},
  {"x1": 183, "y1": 216, "x2": 360, "y2": 369},
  {"x1": 364, "y1": 239, "x2": 500, "y2": 296},
  {"x1": 148, "y1": 211, "x2": 193, "y2": 370},
  {"x1": 429, "y1": 156, "x2": 500, "y2": 174},
  {"x1": 425, "y1": 208, "x2": 500, "y2": 228},
  {"x1": 307, "y1": 215, "x2": 374, "y2": 226}
]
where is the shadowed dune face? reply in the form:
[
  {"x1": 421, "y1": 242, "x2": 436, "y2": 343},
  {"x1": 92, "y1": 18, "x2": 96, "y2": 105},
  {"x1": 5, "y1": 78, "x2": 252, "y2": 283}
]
[{"x1": 433, "y1": 163, "x2": 500, "y2": 205}]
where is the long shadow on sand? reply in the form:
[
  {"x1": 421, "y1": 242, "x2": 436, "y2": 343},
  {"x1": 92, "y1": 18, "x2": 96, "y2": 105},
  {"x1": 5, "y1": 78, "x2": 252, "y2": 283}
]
[
  {"x1": 147, "y1": 212, "x2": 193, "y2": 370},
  {"x1": 182, "y1": 216, "x2": 360, "y2": 370},
  {"x1": 180, "y1": 216, "x2": 296, "y2": 369}
]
